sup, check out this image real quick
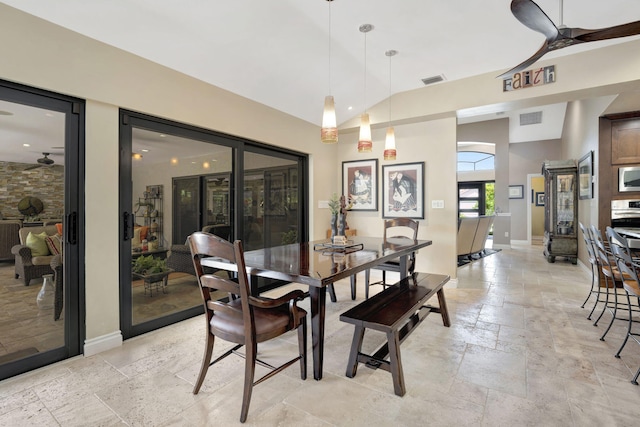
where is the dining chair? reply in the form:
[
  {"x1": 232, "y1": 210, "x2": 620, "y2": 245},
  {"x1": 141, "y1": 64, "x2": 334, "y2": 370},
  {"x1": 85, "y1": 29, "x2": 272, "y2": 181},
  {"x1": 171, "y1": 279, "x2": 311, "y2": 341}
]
[
  {"x1": 188, "y1": 231, "x2": 307, "y2": 423},
  {"x1": 363, "y1": 218, "x2": 419, "y2": 299},
  {"x1": 578, "y1": 222, "x2": 601, "y2": 318},
  {"x1": 606, "y1": 229, "x2": 640, "y2": 385}
]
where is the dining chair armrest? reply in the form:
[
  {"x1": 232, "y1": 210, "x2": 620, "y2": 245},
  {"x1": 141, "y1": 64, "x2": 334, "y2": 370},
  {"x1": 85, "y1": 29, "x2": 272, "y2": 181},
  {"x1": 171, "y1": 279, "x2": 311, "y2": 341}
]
[{"x1": 248, "y1": 290, "x2": 306, "y2": 309}]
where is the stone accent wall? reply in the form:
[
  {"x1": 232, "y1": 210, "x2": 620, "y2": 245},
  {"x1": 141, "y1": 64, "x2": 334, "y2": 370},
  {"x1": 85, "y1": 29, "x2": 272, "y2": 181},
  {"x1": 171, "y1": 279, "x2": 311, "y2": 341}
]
[{"x1": 0, "y1": 162, "x2": 64, "y2": 219}]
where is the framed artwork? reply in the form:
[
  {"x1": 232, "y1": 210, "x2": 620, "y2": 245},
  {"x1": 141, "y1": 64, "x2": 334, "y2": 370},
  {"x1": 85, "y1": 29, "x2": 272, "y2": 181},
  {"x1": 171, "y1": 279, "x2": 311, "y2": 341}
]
[
  {"x1": 342, "y1": 159, "x2": 378, "y2": 211},
  {"x1": 535, "y1": 192, "x2": 545, "y2": 206},
  {"x1": 381, "y1": 162, "x2": 424, "y2": 219},
  {"x1": 509, "y1": 185, "x2": 524, "y2": 199},
  {"x1": 578, "y1": 151, "x2": 594, "y2": 200},
  {"x1": 146, "y1": 184, "x2": 162, "y2": 198}
]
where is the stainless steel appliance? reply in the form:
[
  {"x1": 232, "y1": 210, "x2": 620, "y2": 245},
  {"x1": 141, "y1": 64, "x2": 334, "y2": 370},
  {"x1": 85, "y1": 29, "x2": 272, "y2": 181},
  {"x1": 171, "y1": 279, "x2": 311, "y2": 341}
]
[
  {"x1": 618, "y1": 166, "x2": 640, "y2": 192},
  {"x1": 611, "y1": 199, "x2": 640, "y2": 248}
]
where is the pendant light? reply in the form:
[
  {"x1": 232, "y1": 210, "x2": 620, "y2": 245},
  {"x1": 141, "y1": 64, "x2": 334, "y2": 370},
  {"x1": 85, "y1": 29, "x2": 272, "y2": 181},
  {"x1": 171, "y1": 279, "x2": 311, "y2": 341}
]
[
  {"x1": 357, "y1": 24, "x2": 373, "y2": 152},
  {"x1": 321, "y1": 0, "x2": 338, "y2": 144},
  {"x1": 384, "y1": 50, "x2": 398, "y2": 161}
]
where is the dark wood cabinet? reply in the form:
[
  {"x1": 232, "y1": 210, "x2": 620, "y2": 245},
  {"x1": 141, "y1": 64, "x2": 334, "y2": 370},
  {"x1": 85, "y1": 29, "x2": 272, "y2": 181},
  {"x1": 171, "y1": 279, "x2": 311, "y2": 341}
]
[
  {"x1": 611, "y1": 119, "x2": 640, "y2": 165},
  {"x1": 542, "y1": 160, "x2": 578, "y2": 264}
]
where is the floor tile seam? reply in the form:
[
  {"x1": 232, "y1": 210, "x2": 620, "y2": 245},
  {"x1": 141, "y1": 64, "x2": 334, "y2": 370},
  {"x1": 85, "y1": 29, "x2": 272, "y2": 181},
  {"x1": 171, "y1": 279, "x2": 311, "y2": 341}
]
[{"x1": 276, "y1": 400, "x2": 337, "y2": 426}]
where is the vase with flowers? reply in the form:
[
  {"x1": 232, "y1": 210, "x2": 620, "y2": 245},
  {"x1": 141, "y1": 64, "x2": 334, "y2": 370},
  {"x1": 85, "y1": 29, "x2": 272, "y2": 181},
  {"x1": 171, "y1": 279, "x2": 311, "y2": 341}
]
[{"x1": 328, "y1": 193, "x2": 340, "y2": 240}]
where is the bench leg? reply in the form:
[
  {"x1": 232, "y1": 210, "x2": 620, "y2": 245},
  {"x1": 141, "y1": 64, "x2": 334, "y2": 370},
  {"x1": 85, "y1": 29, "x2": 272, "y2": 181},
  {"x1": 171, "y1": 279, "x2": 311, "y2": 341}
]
[
  {"x1": 346, "y1": 325, "x2": 365, "y2": 378},
  {"x1": 387, "y1": 330, "x2": 405, "y2": 396},
  {"x1": 437, "y1": 288, "x2": 451, "y2": 327}
]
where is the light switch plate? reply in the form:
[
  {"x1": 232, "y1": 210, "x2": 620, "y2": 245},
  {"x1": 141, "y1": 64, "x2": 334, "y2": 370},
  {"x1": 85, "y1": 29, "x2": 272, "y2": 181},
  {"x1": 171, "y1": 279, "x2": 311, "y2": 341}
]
[{"x1": 431, "y1": 200, "x2": 445, "y2": 209}]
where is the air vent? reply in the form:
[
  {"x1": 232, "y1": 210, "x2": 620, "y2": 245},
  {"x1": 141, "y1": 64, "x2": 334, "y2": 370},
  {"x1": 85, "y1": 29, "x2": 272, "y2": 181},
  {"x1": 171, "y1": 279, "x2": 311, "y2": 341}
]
[
  {"x1": 421, "y1": 74, "x2": 445, "y2": 86},
  {"x1": 520, "y1": 111, "x2": 542, "y2": 126}
]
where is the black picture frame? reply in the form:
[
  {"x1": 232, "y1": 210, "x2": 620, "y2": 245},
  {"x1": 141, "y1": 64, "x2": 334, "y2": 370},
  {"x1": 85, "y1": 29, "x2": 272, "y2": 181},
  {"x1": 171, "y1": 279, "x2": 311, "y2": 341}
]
[
  {"x1": 509, "y1": 185, "x2": 524, "y2": 199},
  {"x1": 578, "y1": 151, "x2": 594, "y2": 200},
  {"x1": 381, "y1": 162, "x2": 424, "y2": 219},
  {"x1": 535, "y1": 192, "x2": 545, "y2": 206},
  {"x1": 342, "y1": 159, "x2": 378, "y2": 211}
]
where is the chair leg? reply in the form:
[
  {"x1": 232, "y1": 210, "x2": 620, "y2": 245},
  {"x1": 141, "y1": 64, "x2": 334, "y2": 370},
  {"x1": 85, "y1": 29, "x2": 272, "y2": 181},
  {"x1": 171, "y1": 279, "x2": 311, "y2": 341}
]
[
  {"x1": 593, "y1": 277, "x2": 612, "y2": 326},
  {"x1": 365, "y1": 270, "x2": 370, "y2": 300},
  {"x1": 327, "y1": 283, "x2": 337, "y2": 303},
  {"x1": 193, "y1": 333, "x2": 215, "y2": 394},
  {"x1": 240, "y1": 341, "x2": 257, "y2": 423},
  {"x1": 615, "y1": 292, "x2": 634, "y2": 358},
  {"x1": 600, "y1": 286, "x2": 620, "y2": 341},
  {"x1": 581, "y1": 264, "x2": 596, "y2": 308},
  {"x1": 350, "y1": 275, "x2": 357, "y2": 300},
  {"x1": 632, "y1": 365, "x2": 640, "y2": 386},
  {"x1": 587, "y1": 276, "x2": 602, "y2": 320},
  {"x1": 298, "y1": 316, "x2": 307, "y2": 380}
]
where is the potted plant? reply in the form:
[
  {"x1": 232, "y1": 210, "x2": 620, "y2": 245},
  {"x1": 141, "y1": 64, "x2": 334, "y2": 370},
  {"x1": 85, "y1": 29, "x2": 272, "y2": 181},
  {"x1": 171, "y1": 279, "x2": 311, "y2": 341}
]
[{"x1": 132, "y1": 255, "x2": 170, "y2": 280}]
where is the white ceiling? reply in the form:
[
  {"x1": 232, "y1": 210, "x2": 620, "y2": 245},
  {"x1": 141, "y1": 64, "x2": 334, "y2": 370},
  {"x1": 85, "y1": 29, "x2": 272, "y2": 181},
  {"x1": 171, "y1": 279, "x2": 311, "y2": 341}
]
[{"x1": 1, "y1": 0, "x2": 640, "y2": 161}]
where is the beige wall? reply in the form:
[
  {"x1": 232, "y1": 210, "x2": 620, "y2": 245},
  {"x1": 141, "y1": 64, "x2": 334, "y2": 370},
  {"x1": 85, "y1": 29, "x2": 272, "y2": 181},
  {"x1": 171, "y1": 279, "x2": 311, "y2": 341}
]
[{"x1": 3, "y1": 3, "x2": 640, "y2": 349}]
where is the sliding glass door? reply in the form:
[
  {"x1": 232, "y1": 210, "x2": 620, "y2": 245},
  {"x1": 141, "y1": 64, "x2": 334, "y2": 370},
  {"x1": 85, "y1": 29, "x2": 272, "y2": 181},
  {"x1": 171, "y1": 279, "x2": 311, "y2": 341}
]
[
  {"x1": 0, "y1": 80, "x2": 84, "y2": 380},
  {"x1": 119, "y1": 111, "x2": 307, "y2": 339}
]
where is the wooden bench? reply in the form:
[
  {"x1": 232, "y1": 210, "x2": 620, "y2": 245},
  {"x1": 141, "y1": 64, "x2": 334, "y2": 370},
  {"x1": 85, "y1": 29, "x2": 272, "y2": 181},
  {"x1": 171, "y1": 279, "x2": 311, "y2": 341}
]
[{"x1": 339, "y1": 272, "x2": 451, "y2": 396}]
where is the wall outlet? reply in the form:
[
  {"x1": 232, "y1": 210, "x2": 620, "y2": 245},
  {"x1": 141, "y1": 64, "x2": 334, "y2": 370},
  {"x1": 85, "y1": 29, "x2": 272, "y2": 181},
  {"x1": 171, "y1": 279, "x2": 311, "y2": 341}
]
[
  {"x1": 318, "y1": 200, "x2": 329, "y2": 209},
  {"x1": 504, "y1": 231, "x2": 509, "y2": 237},
  {"x1": 431, "y1": 200, "x2": 445, "y2": 209}
]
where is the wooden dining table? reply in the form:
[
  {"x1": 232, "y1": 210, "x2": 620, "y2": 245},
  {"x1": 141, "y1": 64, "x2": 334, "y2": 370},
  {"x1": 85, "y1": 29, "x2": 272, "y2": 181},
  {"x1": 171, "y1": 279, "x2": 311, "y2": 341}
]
[{"x1": 201, "y1": 235, "x2": 432, "y2": 380}]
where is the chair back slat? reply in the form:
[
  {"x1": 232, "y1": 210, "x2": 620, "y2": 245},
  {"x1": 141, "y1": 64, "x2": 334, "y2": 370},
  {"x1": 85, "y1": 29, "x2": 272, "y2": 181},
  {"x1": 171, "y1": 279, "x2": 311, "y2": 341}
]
[
  {"x1": 383, "y1": 218, "x2": 419, "y2": 241},
  {"x1": 188, "y1": 231, "x2": 254, "y2": 332}
]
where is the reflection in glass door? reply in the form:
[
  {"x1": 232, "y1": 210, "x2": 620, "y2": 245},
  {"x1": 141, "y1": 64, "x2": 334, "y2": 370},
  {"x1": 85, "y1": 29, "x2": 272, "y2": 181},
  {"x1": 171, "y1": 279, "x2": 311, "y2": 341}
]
[
  {"x1": 120, "y1": 111, "x2": 307, "y2": 339},
  {"x1": 0, "y1": 82, "x2": 83, "y2": 380}
]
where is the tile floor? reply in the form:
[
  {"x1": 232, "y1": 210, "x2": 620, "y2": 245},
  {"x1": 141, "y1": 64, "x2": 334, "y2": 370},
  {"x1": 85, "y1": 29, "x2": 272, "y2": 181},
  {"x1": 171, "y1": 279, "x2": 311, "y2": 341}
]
[{"x1": 1, "y1": 243, "x2": 640, "y2": 426}]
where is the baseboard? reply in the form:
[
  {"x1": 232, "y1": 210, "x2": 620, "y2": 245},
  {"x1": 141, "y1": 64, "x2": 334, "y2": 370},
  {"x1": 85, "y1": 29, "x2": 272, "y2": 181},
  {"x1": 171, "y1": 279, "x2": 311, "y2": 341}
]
[
  {"x1": 83, "y1": 331, "x2": 123, "y2": 357},
  {"x1": 510, "y1": 240, "x2": 529, "y2": 245}
]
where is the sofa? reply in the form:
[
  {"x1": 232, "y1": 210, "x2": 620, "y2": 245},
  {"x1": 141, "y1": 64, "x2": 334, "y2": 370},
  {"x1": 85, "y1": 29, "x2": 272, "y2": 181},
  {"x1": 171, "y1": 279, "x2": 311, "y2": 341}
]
[
  {"x1": 12, "y1": 224, "x2": 60, "y2": 285},
  {"x1": 0, "y1": 220, "x2": 22, "y2": 261},
  {"x1": 457, "y1": 215, "x2": 495, "y2": 262}
]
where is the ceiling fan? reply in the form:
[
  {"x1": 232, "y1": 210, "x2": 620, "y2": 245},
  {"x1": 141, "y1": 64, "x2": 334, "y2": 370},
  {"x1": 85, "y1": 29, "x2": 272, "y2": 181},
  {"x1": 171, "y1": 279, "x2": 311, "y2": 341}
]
[
  {"x1": 24, "y1": 152, "x2": 55, "y2": 170},
  {"x1": 500, "y1": 0, "x2": 640, "y2": 77}
]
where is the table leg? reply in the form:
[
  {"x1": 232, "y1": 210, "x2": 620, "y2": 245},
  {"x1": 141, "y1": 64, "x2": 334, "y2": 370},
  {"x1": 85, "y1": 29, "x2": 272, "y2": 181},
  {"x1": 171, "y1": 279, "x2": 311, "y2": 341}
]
[
  {"x1": 399, "y1": 254, "x2": 409, "y2": 280},
  {"x1": 309, "y1": 286, "x2": 326, "y2": 380}
]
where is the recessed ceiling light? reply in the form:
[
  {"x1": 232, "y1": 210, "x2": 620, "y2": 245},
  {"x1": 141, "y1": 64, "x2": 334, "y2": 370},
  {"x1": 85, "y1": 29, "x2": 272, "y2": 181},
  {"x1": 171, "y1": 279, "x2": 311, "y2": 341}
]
[
  {"x1": 23, "y1": 143, "x2": 30, "y2": 147},
  {"x1": 348, "y1": 106, "x2": 353, "y2": 110},
  {"x1": 0, "y1": 110, "x2": 13, "y2": 116},
  {"x1": 141, "y1": 149, "x2": 149, "y2": 152},
  {"x1": 45, "y1": 112, "x2": 54, "y2": 117},
  {"x1": 159, "y1": 134, "x2": 166, "y2": 138}
]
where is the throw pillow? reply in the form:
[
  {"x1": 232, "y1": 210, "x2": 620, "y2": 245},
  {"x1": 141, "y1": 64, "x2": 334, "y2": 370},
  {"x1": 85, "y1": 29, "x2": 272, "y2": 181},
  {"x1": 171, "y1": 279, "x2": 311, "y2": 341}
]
[
  {"x1": 55, "y1": 222, "x2": 63, "y2": 235},
  {"x1": 132, "y1": 227, "x2": 142, "y2": 249},
  {"x1": 26, "y1": 231, "x2": 50, "y2": 257},
  {"x1": 45, "y1": 234, "x2": 63, "y2": 255}
]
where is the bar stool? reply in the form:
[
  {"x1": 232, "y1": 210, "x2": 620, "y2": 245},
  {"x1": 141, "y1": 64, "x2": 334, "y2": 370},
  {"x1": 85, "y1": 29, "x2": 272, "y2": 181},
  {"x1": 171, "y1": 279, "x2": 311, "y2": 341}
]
[
  {"x1": 591, "y1": 226, "x2": 625, "y2": 340},
  {"x1": 579, "y1": 222, "x2": 601, "y2": 318},
  {"x1": 607, "y1": 227, "x2": 640, "y2": 385}
]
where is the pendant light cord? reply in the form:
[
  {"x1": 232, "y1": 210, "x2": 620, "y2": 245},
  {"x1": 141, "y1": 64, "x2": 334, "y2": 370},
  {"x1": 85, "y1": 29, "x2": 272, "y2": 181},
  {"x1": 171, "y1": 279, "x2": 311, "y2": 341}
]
[
  {"x1": 328, "y1": 1, "x2": 332, "y2": 95},
  {"x1": 363, "y1": 30, "x2": 367, "y2": 114}
]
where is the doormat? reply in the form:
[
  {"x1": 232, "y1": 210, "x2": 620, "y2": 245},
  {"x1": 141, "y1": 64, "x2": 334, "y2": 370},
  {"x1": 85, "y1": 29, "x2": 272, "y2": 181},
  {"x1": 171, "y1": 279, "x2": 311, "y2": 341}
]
[
  {"x1": 0, "y1": 347, "x2": 39, "y2": 364},
  {"x1": 457, "y1": 249, "x2": 501, "y2": 267}
]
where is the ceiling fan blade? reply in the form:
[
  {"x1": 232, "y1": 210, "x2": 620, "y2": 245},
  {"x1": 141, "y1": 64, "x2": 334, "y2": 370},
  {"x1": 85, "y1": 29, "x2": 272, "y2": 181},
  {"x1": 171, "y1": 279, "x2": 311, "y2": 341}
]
[
  {"x1": 511, "y1": 0, "x2": 559, "y2": 41},
  {"x1": 24, "y1": 164, "x2": 41, "y2": 171},
  {"x1": 573, "y1": 21, "x2": 640, "y2": 42},
  {"x1": 498, "y1": 41, "x2": 550, "y2": 78}
]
